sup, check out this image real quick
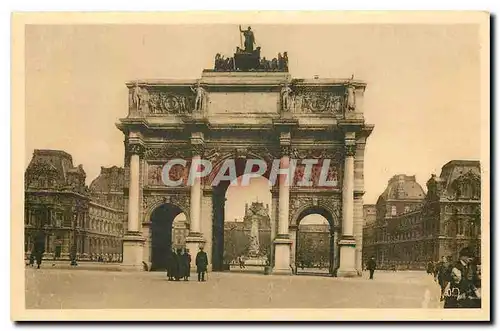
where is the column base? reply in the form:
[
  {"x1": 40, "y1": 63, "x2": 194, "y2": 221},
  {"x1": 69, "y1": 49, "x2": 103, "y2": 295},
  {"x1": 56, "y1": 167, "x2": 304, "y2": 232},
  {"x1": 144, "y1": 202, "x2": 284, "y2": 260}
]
[
  {"x1": 121, "y1": 234, "x2": 146, "y2": 272},
  {"x1": 272, "y1": 237, "x2": 292, "y2": 275},
  {"x1": 337, "y1": 237, "x2": 358, "y2": 278},
  {"x1": 185, "y1": 233, "x2": 206, "y2": 272}
]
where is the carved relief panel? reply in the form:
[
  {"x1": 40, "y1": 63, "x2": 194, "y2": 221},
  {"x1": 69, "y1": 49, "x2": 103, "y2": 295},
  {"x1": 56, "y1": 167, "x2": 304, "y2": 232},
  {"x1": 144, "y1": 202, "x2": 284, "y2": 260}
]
[
  {"x1": 146, "y1": 162, "x2": 191, "y2": 187},
  {"x1": 147, "y1": 92, "x2": 194, "y2": 115},
  {"x1": 128, "y1": 85, "x2": 195, "y2": 116},
  {"x1": 290, "y1": 86, "x2": 345, "y2": 115}
]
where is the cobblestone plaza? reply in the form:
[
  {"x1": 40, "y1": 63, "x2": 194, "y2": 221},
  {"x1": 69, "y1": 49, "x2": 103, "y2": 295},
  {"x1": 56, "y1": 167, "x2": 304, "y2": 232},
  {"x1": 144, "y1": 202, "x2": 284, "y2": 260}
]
[{"x1": 25, "y1": 268, "x2": 441, "y2": 309}]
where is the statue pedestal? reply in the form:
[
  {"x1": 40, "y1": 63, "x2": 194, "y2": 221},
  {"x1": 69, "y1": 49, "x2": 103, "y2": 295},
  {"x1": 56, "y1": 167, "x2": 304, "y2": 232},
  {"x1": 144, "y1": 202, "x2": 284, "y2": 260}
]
[
  {"x1": 336, "y1": 238, "x2": 358, "y2": 277},
  {"x1": 243, "y1": 256, "x2": 268, "y2": 267},
  {"x1": 234, "y1": 50, "x2": 260, "y2": 71},
  {"x1": 121, "y1": 234, "x2": 146, "y2": 271},
  {"x1": 272, "y1": 237, "x2": 292, "y2": 275}
]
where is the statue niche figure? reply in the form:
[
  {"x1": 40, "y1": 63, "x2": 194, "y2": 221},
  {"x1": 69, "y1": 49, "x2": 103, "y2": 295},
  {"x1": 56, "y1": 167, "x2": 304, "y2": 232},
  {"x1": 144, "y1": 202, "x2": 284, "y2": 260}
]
[
  {"x1": 345, "y1": 75, "x2": 356, "y2": 112},
  {"x1": 281, "y1": 82, "x2": 294, "y2": 112},
  {"x1": 239, "y1": 25, "x2": 256, "y2": 53},
  {"x1": 190, "y1": 82, "x2": 206, "y2": 112},
  {"x1": 131, "y1": 81, "x2": 149, "y2": 113}
]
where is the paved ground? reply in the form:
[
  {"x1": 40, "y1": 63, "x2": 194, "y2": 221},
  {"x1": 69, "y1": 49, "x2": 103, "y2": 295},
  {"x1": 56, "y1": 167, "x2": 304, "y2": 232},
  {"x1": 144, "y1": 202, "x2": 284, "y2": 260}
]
[{"x1": 25, "y1": 267, "x2": 442, "y2": 309}]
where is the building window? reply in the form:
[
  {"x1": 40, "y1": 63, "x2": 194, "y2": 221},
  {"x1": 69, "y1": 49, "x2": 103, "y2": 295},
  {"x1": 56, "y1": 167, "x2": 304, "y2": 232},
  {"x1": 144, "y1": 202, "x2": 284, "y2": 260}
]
[
  {"x1": 404, "y1": 205, "x2": 410, "y2": 213},
  {"x1": 391, "y1": 205, "x2": 397, "y2": 216}
]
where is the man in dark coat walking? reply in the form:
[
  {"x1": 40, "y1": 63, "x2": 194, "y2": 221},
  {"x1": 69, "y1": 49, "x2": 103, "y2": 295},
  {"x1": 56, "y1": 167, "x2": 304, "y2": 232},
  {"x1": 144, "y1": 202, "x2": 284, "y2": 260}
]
[
  {"x1": 196, "y1": 245, "x2": 208, "y2": 282},
  {"x1": 366, "y1": 256, "x2": 377, "y2": 280}
]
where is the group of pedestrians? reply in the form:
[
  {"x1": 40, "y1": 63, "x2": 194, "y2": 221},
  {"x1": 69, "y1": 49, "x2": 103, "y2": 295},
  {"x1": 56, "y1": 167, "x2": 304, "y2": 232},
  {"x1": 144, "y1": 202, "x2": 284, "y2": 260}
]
[
  {"x1": 166, "y1": 248, "x2": 191, "y2": 281},
  {"x1": 166, "y1": 246, "x2": 209, "y2": 282},
  {"x1": 432, "y1": 247, "x2": 481, "y2": 309}
]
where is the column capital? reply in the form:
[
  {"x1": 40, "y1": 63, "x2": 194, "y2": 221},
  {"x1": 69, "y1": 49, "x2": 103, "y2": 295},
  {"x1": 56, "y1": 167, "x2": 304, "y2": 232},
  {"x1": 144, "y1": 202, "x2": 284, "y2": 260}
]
[
  {"x1": 280, "y1": 145, "x2": 291, "y2": 157},
  {"x1": 128, "y1": 143, "x2": 145, "y2": 156},
  {"x1": 190, "y1": 144, "x2": 205, "y2": 157},
  {"x1": 344, "y1": 143, "x2": 356, "y2": 157}
]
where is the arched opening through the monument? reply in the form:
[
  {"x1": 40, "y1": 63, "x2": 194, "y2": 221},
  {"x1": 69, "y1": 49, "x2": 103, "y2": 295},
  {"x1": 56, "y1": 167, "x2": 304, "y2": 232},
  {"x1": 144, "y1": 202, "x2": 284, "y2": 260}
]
[
  {"x1": 211, "y1": 158, "x2": 273, "y2": 272},
  {"x1": 295, "y1": 207, "x2": 335, "y2": 276},
  {"x1": 150, "y1": 203, "x2": 187, "y2": 271}
]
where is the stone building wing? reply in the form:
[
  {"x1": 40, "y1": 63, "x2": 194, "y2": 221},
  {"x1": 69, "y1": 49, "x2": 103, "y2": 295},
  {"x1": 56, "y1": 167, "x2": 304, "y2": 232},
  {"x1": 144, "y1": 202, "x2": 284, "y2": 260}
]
[{"x1": 89, "y1": 166, "x2": 125, "y2": 209}]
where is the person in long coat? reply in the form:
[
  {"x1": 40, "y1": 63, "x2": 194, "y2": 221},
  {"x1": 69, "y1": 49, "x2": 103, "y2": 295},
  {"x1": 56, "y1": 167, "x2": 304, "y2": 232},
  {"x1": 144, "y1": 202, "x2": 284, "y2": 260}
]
[
  {"x1": 196, "y1": 246, "x2": 208, "y2": 282},
  {"x1": 182, "y1": 249, "x2": 192, "y2": 281},
  {"x1": 166, "y1": 248, "x2": 178, "y2": 281},
  {"x1": 33, "y1": 231, "x2": 46, "y2": 269},
  {"x1": 175, "y1": 248, "x2": 183, "y2": 281},
  {"x1": 366, "y1": 256, "x2": 377, "y2": 280}
]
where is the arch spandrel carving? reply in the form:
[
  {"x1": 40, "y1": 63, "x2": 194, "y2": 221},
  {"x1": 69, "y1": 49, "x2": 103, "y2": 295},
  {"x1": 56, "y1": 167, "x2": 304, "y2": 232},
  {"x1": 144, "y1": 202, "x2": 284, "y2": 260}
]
[
  {"x1": 289, "y1": 194, "x2": 341, "y2": 229},
  {"x1": 142, "y1": 194, "x2": 191, "y2": 224}
]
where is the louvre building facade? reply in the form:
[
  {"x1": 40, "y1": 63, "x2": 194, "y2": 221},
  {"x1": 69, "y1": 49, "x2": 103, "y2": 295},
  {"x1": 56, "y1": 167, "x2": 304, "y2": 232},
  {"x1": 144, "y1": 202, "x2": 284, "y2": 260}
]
[
  {"x1": 363, "y1": 160, "x2": 481, "y2": 269},
  {"x1": 24, "y1": 150, "x2": 125, "y2": 262}
]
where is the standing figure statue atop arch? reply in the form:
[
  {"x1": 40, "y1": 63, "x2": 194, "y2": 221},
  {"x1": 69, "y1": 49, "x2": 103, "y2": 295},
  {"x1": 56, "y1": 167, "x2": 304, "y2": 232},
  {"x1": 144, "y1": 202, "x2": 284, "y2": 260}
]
[{"x1": 239, "y1": 25, "x2": 256, "y2": 53}]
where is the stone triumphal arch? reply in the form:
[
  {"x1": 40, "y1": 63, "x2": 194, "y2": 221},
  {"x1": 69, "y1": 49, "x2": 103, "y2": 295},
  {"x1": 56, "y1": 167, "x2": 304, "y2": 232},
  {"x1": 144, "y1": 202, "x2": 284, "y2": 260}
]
[{"x1": 116, "y1": 32, "x2": 373, "y2": 277}]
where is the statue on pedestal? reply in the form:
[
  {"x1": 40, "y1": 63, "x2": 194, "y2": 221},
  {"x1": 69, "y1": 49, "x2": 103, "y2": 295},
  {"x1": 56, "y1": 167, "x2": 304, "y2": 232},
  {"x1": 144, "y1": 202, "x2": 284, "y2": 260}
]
[{"x1": 248, "y1": 215, "x2": 260, "y2": 257}]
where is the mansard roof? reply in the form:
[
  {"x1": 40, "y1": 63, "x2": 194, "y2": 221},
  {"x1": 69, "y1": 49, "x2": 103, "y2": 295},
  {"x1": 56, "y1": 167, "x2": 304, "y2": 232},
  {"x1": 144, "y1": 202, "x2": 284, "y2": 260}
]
[
  {"x1": 89, "y1": 166, "x2": 125, "y2": 193},
  {"x1": 25, "y1": 149, "x2": 86, "y2": 188},
  {"x1": 439, "y1": 160, "x2": 480, "y2": 189},
  {"x1": 378, "y1": 174, "x2": 426, "y2": 202}
]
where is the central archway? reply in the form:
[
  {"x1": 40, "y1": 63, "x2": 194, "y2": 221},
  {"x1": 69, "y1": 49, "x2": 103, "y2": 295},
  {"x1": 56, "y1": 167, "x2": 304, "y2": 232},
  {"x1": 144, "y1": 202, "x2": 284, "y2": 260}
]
[
  {"x1": 150, "y1": 203, "x2": 186, "y2": 271},
  {"x1": 210, "y1": 157, "x2": 274, "y2": 271}
]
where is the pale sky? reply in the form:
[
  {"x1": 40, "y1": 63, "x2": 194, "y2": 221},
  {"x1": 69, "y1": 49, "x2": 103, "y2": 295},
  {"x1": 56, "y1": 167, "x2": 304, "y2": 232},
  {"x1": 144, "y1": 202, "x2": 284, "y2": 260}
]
[{"x1": 25, "y1": 24, "x2": 481, "y2": 214}]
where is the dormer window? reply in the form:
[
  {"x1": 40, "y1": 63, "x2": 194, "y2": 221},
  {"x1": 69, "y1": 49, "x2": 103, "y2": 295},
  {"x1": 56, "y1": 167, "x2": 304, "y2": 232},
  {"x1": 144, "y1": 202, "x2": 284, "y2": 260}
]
[{"x1": 391, "y1": 205, "x2": 397, "y2": 216}]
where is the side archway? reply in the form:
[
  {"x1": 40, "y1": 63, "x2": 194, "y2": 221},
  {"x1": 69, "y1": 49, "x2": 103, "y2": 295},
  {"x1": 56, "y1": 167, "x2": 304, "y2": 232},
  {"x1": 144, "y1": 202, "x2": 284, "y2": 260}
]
[
  {"x1": 291, "y1": 205, "x2": 339, "y2": 276},
  {"x1": 149, "y1": 202, "x2": 187, "y2": 271}
]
